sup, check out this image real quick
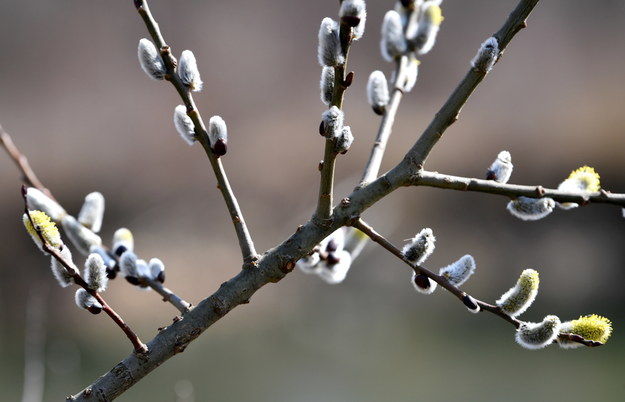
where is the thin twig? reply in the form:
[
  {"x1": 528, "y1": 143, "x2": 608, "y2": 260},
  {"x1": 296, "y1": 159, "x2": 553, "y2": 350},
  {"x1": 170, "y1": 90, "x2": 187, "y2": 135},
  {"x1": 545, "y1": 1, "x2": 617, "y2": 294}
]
[
  {"x1": 0, "y1": 126, "x2": 54, "y2": 200},
  {"x1": 351, "y1": 218, "x2": 599, "y2": 346},
  {"x1": 413, "y1": 170, "x2": 625, "y2": 206},
  {"x1": 135, "y1": 0, "x2": 257, "y2": 263},
  {"x1": 23, "y1": 207, "x2": 148, "y2": 354},
  {"x1": 401, "y1": 0, "x2": 541, "y2": 168},
  {"x1": 315, "y1": 20, "x2": 356, "y2": 222},
  {"x1": 141, "y1": 277, "x2": 192, "y2": 315}
]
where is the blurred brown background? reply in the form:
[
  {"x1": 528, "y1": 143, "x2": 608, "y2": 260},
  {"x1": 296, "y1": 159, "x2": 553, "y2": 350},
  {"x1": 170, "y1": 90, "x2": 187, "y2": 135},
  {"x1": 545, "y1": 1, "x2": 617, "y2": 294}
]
[{"x1": 1, "y1": 1, "x2": 625, "y2": 401}]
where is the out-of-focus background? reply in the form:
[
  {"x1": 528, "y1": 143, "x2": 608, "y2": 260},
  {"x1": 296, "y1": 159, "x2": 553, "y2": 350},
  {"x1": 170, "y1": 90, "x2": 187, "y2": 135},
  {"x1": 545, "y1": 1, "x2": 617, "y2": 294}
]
[{"x1": 1, "y1": 1, "x2": 624, "y2": 401}]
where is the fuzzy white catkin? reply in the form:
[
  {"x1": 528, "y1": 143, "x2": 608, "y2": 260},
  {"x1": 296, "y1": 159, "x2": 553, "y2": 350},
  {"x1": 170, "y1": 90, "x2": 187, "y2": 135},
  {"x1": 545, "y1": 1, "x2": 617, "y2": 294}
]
[
  {"x1": 208, "y1": 115, "x2": 228, "y2": 156},
  {"x1": 75, "y1": 288, "x2": 102, "y2": 312},
  {"x1": 339, "y1": 0, "x2": 367, "y2": 40},
  {"x1": 112, "y1": 228, "x2": 134, "y2": 255},
  {"x1": 439, "y1": 254, "x2": 475, "y2": 287},
  {"x1": 381, "y1": 10, "x2": 407, "y2": 62},
  {"x1": 402, "y1": 228, "x2": 436, "y2": 265},
  {"x1": 507, "y1": 197, "x2": 555, "y2": 221},
  {"x1": 138, "y1": 38, "x2": 166, "y2": 80},
  {"x1": 178, "y1": 50, "x2": 203, "y2": 92},
  {"x1": 414, "y1": 3, "x2": 443, "y2": 55},
  {"x1": 515, "y1": 315, "x2": 561, "y2": 350},
  {"x1": 497, "y1": 269, "x2": 539, "y2": 318},
  {"x1": 119, "y1": 251, "x2": 139, "y2": 278},
  {"x1": 411, "y1": 272, "x2": 437, "y2": 294},
  {"x1": 78, "y1": 192, "x2": 105, "y2": 233},
  {"x1": 400, "y1": 55, "x2": 419, "y2": 93},
  {"x1": 322, "y1": 106, "x2": 344, "y2": 138},
  {"x1": 335, "y1": 126, "x2": 354, "y2": 154},
  {"x1": 366, "y1": 70, "x2": 389, "y2": 114},
  {"x1": 25, "y1": 188, "x2": 67, "y2": 221},
  {"x1": 471, "y1": 37, "x2": 499, "y2": 73},
  {"x1": 486, "y1": 150, "x2": 513, "y2": 183},
  {"x1": 84, "y1": 253, "x2": 108, "y2": 292},
  {"x1": 61, "y1": 215, "x2": 102, "y2": 256},
  {"x1": 50, "y1": 246, "x2": 74, "y2": 288},
  {"x1": 318, "y1": 18, "x2": 344, "y2": 67},
  {"x1": 318, "y1": 250, "x2": 352, "y2": 284},
  {"x1": 174, "y1": 105, "x2": 196, "y2": 146},
  {"x1": 320, "y1": 66, "x2": 335, "y2": 105}
]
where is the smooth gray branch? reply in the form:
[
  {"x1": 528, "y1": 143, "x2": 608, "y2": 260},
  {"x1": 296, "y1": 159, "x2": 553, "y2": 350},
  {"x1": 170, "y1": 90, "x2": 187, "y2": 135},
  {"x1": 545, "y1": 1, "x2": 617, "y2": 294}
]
[{"x1": 413, "y1": 170, "x2": 625, "y2": 206}]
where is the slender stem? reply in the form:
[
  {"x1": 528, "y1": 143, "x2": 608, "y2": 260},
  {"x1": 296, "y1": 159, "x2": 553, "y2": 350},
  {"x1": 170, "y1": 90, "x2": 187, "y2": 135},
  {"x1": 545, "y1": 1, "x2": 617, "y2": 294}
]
[
  {"x1": 402, "y1": 0, "x2": 541, "y2": 168},
  {"x1": 0, "y1": 127, "x2": 54, "y2": 200},
  {"x1": 413, "y1": 170, "x2": 625, "y2": 206},
  {"x1": 351, "y1": 218, "x2": 602, "y2": 344},
  {"x1": 135, "y1": 0, "x2": 257, "y2": 263},
  {"x1": 141, "y1": 277, "x2": 192, "y2": 315},
  {"x1": 315, "y1": 21, "x2": 355, "y2": 222}
]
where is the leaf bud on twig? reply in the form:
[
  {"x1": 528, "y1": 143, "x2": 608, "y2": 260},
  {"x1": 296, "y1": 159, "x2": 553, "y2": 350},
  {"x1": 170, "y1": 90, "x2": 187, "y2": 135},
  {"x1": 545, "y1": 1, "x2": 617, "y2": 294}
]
[
  {"x1": 402, "y1": 228, "x2": 435, "y2": 265},
  {"x1": 557, "y1": 314, "x2": 612, "y2": 349},
  {"x1": 78, "y1": 192, "x2": 105, "y2": 233},
  {"x1": 471, "y1": 37, "x2": 499, "y2": 73},
  {"x1": 25, "y1": 187, "x2": 67, "y2": 221},
  {"x1": 462, "y1": 294, "x2": 480, "y2": 313},
  {"x1": 366, "y1": 70, "x2": 389, "y2": 115},
  {"x1": 208, "y1": 115, "x2": 228, "y2": 156},
  {"x1": 75, "y1": 288, "x2": 103, "y2": 315},
  {"x1": 84, "y1": 253, "x2": 108, "y2": 293},
  {"x1": 112, "y1": 228, "x2": 134, "y2": 257},
  {"x1": 515, "y1": 315, "x2": 561, "y2": 350},
  {"x1": 318, "y1": 18, "x2": 344, "y2": 67},
  {"x1": 439, "y1": 254, "x2": 475, "y2": 287},
  {"x1": 411, "y1": 272, "x2": 437, "y2": 294},
  {"x1": 380, "y1": 10, "x2": 407, "y2": 62},
  {"x1": 173, "y1": 105, "x2": 197, "y2": 146},
  {"x1": 496, "y1": 269, "x2": 539, "y2": 318},
  {"x1": 507, "y1": 196, "x2": 555, "y2": 221},
  {"x1": 320, "y1": 66, "x2": 335, "y2": 106},
  {"x1": 414, "y1": 2, "x2": 444, "y2": 55},
  {"x1": 61, "y1": 215, "x2": 102, "y2": 256},
  {"x1": 138, "y1": 38, "x2": 166, "y2": 80},
  {"x1": 23, "y1": 210, "x2": 62, "y2": 252},
  {"x1": 486, "y1": 150, "x2": 513, "y2": 183},
  {"x1": 339, "y1": 0, "x2": 367, "y2": 40},
  {"x1": 178, "y1": 50, "x2": 203, "y2": 92}
]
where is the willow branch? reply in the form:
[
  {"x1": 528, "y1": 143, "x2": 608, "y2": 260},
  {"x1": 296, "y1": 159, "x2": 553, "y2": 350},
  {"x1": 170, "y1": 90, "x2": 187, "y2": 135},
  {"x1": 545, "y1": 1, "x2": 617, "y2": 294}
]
[
  {"x1": 413, "y1": 170, "x2": 625, "y2": 206},
  {"x1": 0, "y1": 127, "x2": 54, "y2": 200},
  {"x1": 315, "y1": 21, "x2": 355, "y2": 222},
  {"x1": 135, "y1": 0, "x2": 257, "y2": 263},
  {"x1": 141, "y1": 277, "x2": 192, "y2": 315},
  {"x1": 400, "y1": 0, "x2": 540, "y2": 169},
  {"x1": 23, "y1": 207, "x2": 147, "y2": 354},
  {"x1": 351, "y1": 218, "x2": 600, "y2": 347}
]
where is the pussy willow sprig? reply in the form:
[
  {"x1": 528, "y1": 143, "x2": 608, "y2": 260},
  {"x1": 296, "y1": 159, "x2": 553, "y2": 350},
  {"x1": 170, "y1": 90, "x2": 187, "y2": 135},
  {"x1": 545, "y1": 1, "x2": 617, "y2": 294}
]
[
  {"x1": 134, "y1": 0, "x2": 257, "y2": 264},
  {"x1": 22, "y1": 200, "x2": 148, "y2": 354}
]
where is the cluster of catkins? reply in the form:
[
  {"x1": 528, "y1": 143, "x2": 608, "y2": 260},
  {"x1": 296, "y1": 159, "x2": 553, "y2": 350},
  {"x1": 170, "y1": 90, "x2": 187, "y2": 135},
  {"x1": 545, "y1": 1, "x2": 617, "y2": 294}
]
[
  {"x1": 401, "y1": 228, "x2": 612, "y2": 349},
  {"x1": 23, "y1": 187, "x2": 166, "y2": 314},
  {"x1": 484, "y1": 151, "x2": 603, "y2": 221},
  {"x1": 137, "y1": 36, "x2": 227, "y2": 156}
]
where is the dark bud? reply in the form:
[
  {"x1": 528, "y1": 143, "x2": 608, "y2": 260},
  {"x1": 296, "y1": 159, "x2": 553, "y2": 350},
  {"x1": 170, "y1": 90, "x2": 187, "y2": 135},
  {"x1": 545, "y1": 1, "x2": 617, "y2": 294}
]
[
  {"x1": 344, "y1": 71, "x2": 354, "y2": 87},
  {"x1": 319, "y1": 120, "x2": 326, "y2": 136},
  {"x1": 372, "y1": 105, "x2": 386, "y2": 116},
  {"x1": 213, "y1": 139, "x2": 227, "y2": 157},
  {"x1": 106, "y1": 267, "x2": 118, "y2": 280},
  {"x1": 326, "y1": 239, "x2": 339, "y2": 252},
  {"x1": 326, "y1": 252, "x2": 341, "y2": 265},
  {"x1": 400, "y1": 0, "x2": 415, "y2": 8},
  {"x1": 87, "y1": 305, "x2": 102, "y2": 315},
  {"x1": 21, "y1": 184, "x2": 28, "y2": 197},
  {"x1": 485, "y1": 169, "x2": 496, "y2": 181},
  {"x1": 341, "y1": 16, "x2": 361, "y2": 28},
  {"x1": 114, "y1": 245, "x2": 128, "y2": 257},
  {"x1": 462, "y1": 295, "x2": 480, "y2": 312},
  {"x1": 318, "y1": 160, "x2": 324, "y2": 171},
  {"x1": 157, "y1": 270, "x2": 166, "y2": 284},
  {"x1": 125, "y1": 276, "x2": 140, "y2": 286},
  {"x1": 414, "y1": 274, "x2": 431, "y2": 290},
  {"x1": 133, "y1": 0, "x2": 144, "y2": 8}
]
